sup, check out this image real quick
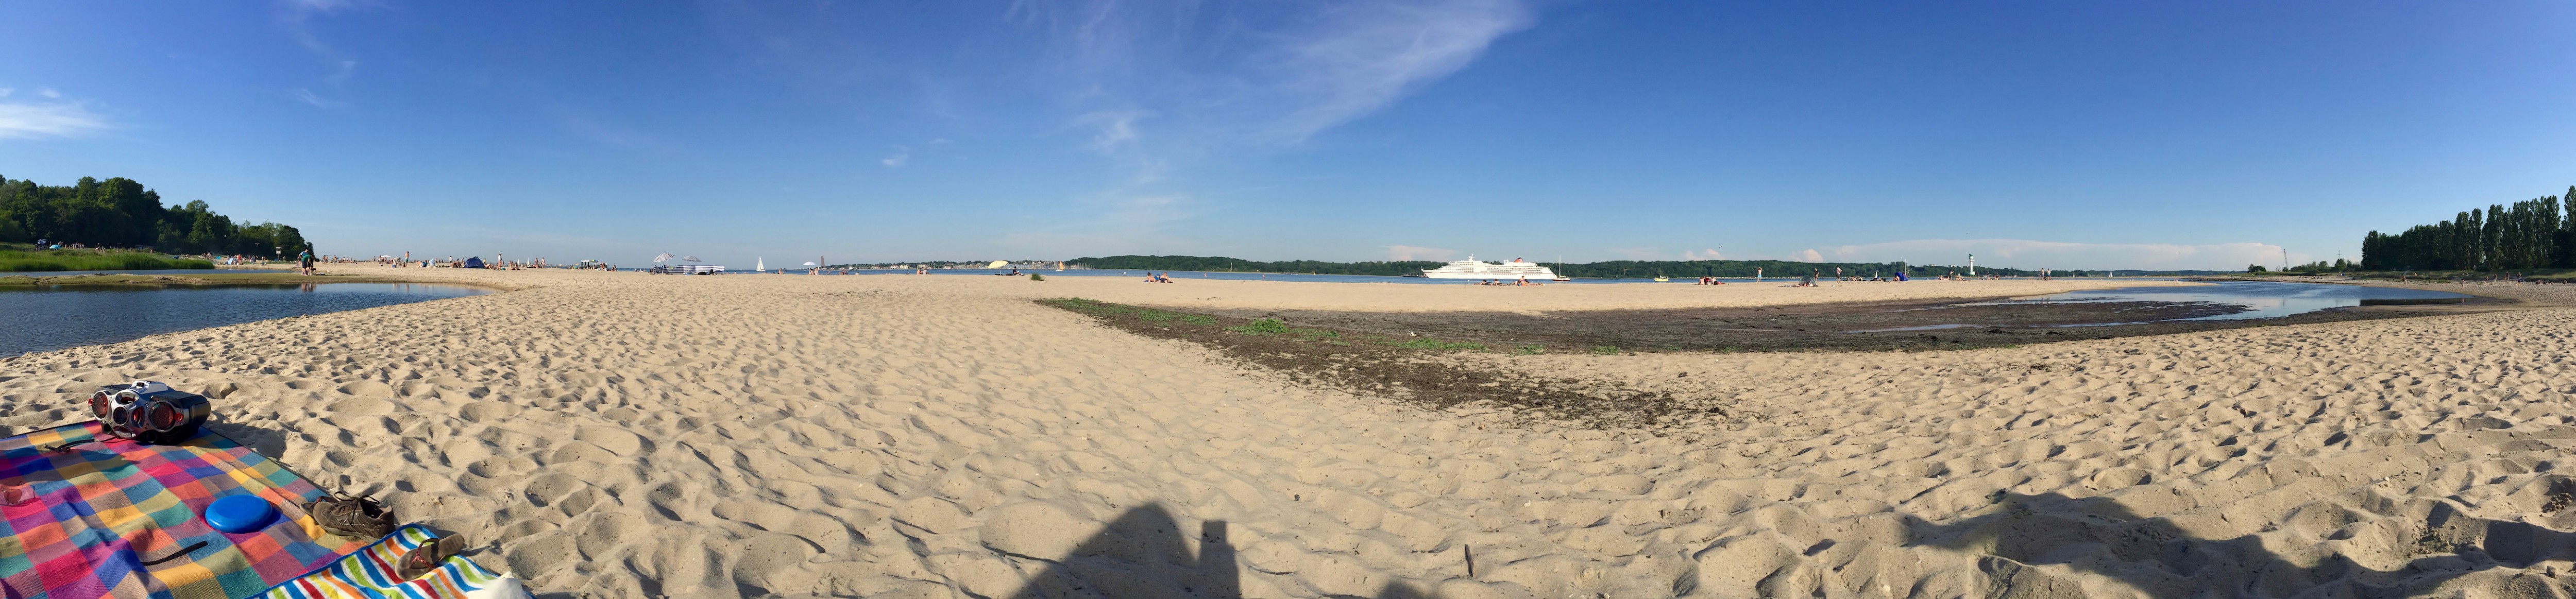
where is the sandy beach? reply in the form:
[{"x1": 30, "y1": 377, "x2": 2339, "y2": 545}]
[{"x1": 4, "y1": 269, "x2": 2570, "y2": 597}]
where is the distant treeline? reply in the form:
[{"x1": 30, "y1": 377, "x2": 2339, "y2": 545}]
[
  {"x1": 1070, "y1": 255, "x2": 1444, "y2": 277},
  {"x1": 2360, "y1": 186, "x2": 2575, "y2": 271},
  {"x1": 0, "y1": 176, "x2": 309, "y2": 256},
  {"x1": 1072, "y1": 255, "x2": 2086, "y2": 278},
  {"x1": 825, "y1": 261, "x2": 997, "y2": 269}
]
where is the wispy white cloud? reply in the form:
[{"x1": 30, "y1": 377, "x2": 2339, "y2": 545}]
[
  {"x1": 1823, "y1": 238, "x2": 2306, "y2": 270},
  {"x1": 0, "y1": 101, "x2": 111, "y2": 140},
  {"x1": 0, "y1": 88, "x2": 15, "y2": 98},
  {"x1": 1259, "y1": 0, "x2": 1535, "y2": 142},
  {"x1": 35, "y1": 88, "x2": 59, "y2": 99},
  {"x1": 878, "y1": 139, "x2": 953, "y2": 168},
  {"x1": 988, "y1": 1, "x2": 1538, "y2": 255},
  {"x1": 1078, "y1": 110, "x2": 1147, "y2": 153},
  {"x1": 1029, "y1": 0, "x2": 1533, "y2": 145},
  {"x1": 1387, "y1": 245, "x2": 1458, "y2": 261},
  {"x1": 1071, "y1": 109, "x2": 1169, "y2": 184},
  {"x1": 277, "y1": 0, "x2": 363, "y2": 84},
  {"x1": 1792, "y1": 249, "x2": 1824, "y2": 263},
  {"x1": 290, "y1": 88, "x2": 344, "y2": 108},
  {"x1": 1682, "y1": 248, "x2": 1725, "y2": 261}
]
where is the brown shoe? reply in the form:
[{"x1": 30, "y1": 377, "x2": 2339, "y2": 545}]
[
  {"x1": 397, "y1": 535, "x2": 466, "y2": 580},
  {"x1": 304, "y1": 494, "x2": 394, "y2": 540}
]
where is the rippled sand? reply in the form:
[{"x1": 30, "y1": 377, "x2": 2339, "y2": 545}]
[{"x1": 3, "y1": 269, "x2": 2566, "y2": 597}]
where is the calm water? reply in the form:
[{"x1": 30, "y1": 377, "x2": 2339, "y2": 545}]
[
  {"x1": 1977, "y1": 281, "x2": 2473, "y2": 321},
  {"x1": 730, "y1": 268, "x2": 2154, "y2": 285},
  {"x1": 0, "y1": 269, "x2": 289, "y2": 277},
  {"x1": 0, "y1": 283, "x2": 489, "y2": 356}
]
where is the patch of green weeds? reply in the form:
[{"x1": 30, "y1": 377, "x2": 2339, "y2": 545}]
[
  {"x1": 1227, "y1": 318, "x2": 1290, "y2": 335},
  {"x1": 1179, "y1": 315, "x2": 1216, "y2": 325},
  {"x1": 1590, "y1": 346, "x2": 1620, "y2": 355},
  {"x1": 1138, "y1": 310, "x2": 1176, "y2": 322},
  {"x1": 1515, "y1": 345, "x2": 1544, "y2": 355},
  {"x1": 1400, "y1": 338, "x2": 1486, "y2": 351},
  {"x1": 1040, "y1": 297, "x2": 1104, "y2": 311}
]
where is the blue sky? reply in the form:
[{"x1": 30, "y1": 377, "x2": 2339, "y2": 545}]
[{"x1": 3, "y1": 1, "x2": 2572, "y2": 270}]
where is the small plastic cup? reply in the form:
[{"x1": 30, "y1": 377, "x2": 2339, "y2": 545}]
[{"x1": 0, "y1": 485, "x2": 32, "y2": 506}]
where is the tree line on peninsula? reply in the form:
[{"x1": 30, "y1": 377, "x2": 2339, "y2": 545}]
[
  {"x1": 0, "y1": 175, "x2": 309, "y2": 256},
  {"x1": 2360, "y1": 186, "x2": 2575, "y2": 272}
]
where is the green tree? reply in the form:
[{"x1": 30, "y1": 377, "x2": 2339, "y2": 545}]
[{"x1": 0, "y1": 175, "x2": 300, "y2": 255}]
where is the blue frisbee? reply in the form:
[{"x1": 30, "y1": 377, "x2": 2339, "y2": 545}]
[{"x1": 205, "y1": 495, "x2": 279, "y2": 533}]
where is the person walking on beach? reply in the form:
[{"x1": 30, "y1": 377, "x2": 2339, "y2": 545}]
[{"x1": 296, "y1": 249, "x2": 316, "y2": 276}]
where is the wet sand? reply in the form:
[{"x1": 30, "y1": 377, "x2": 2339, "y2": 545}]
[{"x1": 1181, "y1": 289, "x2": 2516, "y2": 353}]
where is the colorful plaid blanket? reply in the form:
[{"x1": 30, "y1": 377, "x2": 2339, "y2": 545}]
[
  {"x1": 259, "y1": 525, "x2": 522, "y2": 599},
  {"x1": 0, "y1": 421, "x2": 365, "y2": 599}
]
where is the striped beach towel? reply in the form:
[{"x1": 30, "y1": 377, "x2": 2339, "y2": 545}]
[
  {"x1": 0, "y1": 421, "x2": 366, "y2": 599},
  {"x1": 259, "y1": 525, "x2": 524, "y2": 599}
]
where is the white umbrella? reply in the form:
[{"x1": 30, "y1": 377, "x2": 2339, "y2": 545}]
[
  {"x1": 653, "y1": 253, "x2": 673, "y2": 263},
  {"x1": 802, "y1": 262, "x2": 817, "y2": 266}
]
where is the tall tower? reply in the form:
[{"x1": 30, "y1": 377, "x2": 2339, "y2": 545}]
[{"x1": 1968, "y1": 254, "x2": 1976, "y2": 277}]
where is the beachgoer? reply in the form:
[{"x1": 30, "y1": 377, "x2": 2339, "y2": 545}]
[{"x1": 297, "y1": 249, "x2": 316, "y2": 276}]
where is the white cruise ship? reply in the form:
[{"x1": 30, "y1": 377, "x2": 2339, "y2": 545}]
[{"x1": 1420, "y1": 256, "x2": 1561, "y2": 280}]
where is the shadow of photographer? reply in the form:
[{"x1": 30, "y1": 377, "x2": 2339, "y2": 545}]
[{"x1": 1885, "y1": 490, "x2": 2576, "y2": 598}]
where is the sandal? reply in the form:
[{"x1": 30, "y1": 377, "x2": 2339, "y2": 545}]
[
  {"x1": 397, "y1": 535, "x2": 467, "y2": 580},
  {"x1": 304, "y1": 493, "x2": 395, "y2": 540}
]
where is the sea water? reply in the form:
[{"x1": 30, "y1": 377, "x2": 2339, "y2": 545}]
[
  {"x1": 1972, "y1": 281, "x2": 2473, "y2": 321},
  {"x1": 0, "y1": 283, "x2": 489, "y2": 355}
]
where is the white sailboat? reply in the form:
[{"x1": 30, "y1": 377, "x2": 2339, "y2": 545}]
[{"x1": 756, "y1": 257, "x2": 765, "y2": 272}]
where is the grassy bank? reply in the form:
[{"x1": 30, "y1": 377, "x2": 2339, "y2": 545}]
[{"x1": 0, "y1": 244, "x2": 214, "y2": 272}]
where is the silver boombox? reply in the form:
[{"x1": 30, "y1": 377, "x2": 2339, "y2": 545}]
[{"x1": 86, "y1": 380, "x2": 211, "y2": 444}]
